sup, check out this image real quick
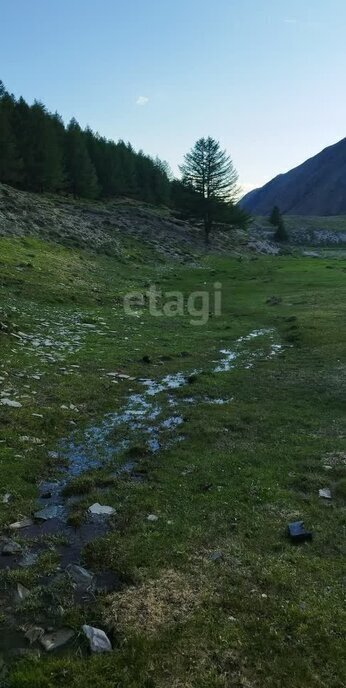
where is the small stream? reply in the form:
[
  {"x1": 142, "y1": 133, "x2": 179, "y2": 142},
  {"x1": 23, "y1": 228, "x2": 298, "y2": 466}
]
[
  {"x1": 0, "y1": 328, "x2": 283, "y2": 661},
  {"x1": 61, "y1": 328, "x2": 281, "y2": 476}
]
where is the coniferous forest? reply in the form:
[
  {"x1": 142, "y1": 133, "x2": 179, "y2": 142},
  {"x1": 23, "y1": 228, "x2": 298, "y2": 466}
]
[{"x1": 0, "y1": 81, "x2": 171, "y2": 204}]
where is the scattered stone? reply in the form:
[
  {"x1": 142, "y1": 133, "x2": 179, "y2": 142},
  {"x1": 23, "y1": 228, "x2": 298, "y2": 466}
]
[
  {"x1": 15, "y1": 583, "x2": 31, "y2": 602},
  {"x1": 107, "y1": 372, "x2": 134, "y2": 380},
  {"x1": 1, "y1": 493, "x2": 11, "y2": 504},
  {"x1": 287, "y1": 521, "x2": 313, "y2": 544},
  {"x1": 0, "y1": 398, "x2": 22, "y2": 408},
  {"x1": 25, "y1": 626, "x2": 45, "y2": 644},
  {"x1": 319, "y1": 488, "x2": 332, "y2": 499},
  {"x1": 82, "y1": 624, "x2": 112, "y2": 653},
  {"x1": 40, "y1": 628, "x2": 74, "y2": 651},
  {"x1": 1, "y1": 538, "x2": 22, "y2": 555},
  {"x1": 39, "y1": 481, "x2": 60, "y2": 497},
  {"x1": 34, "y1": 505, "x2": 64, "y2": 521},
  {"x1": 147, "y1": 514, "x2": 158, "y2": 522},
  {"x1": 266, "y1": 296, "x2": 282, "y2": 306},
  {"x1": 209, "y1": 551, "x2": 223, "y2": 562},
  {"x1": 19, "y1": 551, "x2": 39, "y2": 568},
  {"x1": 48, "y1": 451, "x2": 59, "y2": 460},
  {"x1": 88, "y1": 503, "x2": 115, "y2": 516},
  {"x1": 67, "y1": 564, "x2": 95, "y2": 591},
  {"x1": 9, "y1": 517, "x2": 34, "y2": 530}
]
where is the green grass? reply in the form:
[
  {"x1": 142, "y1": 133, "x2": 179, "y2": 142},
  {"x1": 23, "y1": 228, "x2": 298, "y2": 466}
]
[{"x1": 0, "y1": 236, "x2": 345, "y2": 687}]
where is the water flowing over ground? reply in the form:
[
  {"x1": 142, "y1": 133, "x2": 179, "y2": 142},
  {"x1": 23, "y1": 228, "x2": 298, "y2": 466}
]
[
  {"x1": 0, "y1": 326, "x2": 284, "y2": 662},
  {"x1": 61, "y1": 329, "x2": 283, "y2": 476}
]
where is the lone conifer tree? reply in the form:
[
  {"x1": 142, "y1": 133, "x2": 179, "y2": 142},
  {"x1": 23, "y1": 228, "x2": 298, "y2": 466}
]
[
  {"x1": 269, "y1": 205, "x2": 281, "y2": 227},
  {"x1": 180, "y1": 137, "x2": 240, "y2": 244},
  {"x1": 269, "y1": 205, "x2": 288, "y2": 242},
  {"x1": 274, "y1": 219, "x2": 288, "y2": 242}
]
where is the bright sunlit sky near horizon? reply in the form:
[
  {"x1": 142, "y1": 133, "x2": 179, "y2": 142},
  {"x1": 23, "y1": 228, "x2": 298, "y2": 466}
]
[{"x1": 1, "y1": 0, "x2": 345, "y2": 194}]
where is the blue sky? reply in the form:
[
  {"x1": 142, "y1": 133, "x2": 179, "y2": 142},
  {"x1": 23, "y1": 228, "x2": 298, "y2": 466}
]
[{"x1": 1, "y1": 0, "x2": 345, "y2": 193}]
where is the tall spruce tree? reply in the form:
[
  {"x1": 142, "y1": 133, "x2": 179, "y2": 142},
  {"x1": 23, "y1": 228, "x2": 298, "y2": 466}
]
[
  {"x1": 180, "y1": 137, "x2": 241, "y2": 244},
  {"x1": 269, "y1": 205, "x2": 281, "y2": 227},
  {"x1": 31, "y1": 103, "x2": 64, "y2": 191},
  {"x1": 0, "y1": 83, "x2": 22, "y2": 185},
  {"x1": 65, "y1": 119, "x2": 99, "y2": 198},
  {"x1": 268, "y1": 205, "x2": 288, "y2": 242}
]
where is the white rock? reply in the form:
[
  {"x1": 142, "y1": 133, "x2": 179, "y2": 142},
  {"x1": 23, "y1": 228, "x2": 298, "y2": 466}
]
[
  {"x1": 16, "y1": 583, "x2": 31, "y2": 601},
  {"x1": 34, "y1": 505, "x2": 64, "y2": 521},
  {"x1": 319, "y1": 488, "x2": 332, "y2": 499},
  {"x1": 48, "y1": 451, "x2": 59, "y2": 459},
  {"x1": 9, "y1": 517, "x2": 34, "y2": 530},
  {"x1": 88, "y1": 503, "x2": 115, "y2": 516},
  {"x1": 2, "y1": 538, "x2": 22, "y2": 555},
  {"x1": 2, "y1": 493, "x2": 11, "y2": 504},
  {"x1": 0, "y1": 398, "x2": 22, "y2": 408},
  {"x1": 82, "y1": 624, "x2": 112, "y2": 653},
  {"x1": 67, "y1": 564, "x2": 94, "y2": 591},
  {"x1": 147, "y1": 514, "x2": 159, "y2": 522}
]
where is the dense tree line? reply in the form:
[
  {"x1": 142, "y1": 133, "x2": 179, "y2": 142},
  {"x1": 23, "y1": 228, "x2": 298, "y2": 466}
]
[
  {"x1": 0, "y1": 81, "x2": 171, "y2": 204},
  {"x1": 0, "y1": 81, "x2": 249, "y2": 244}
]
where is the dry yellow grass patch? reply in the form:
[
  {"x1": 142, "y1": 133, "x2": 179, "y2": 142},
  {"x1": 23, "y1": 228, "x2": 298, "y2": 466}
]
[{"x1": 104, "y1": 568, "x2": 212, "y2": 636}]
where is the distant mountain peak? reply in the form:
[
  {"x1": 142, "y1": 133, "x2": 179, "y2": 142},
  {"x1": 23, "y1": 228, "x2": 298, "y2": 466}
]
[{"x1": 240, "y1": 138, "x2": 346, "y2": 216}]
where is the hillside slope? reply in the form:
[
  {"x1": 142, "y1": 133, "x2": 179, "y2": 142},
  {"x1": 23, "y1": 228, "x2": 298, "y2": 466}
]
[
  {"x1": 240, "y1": 138, "x2": 346, "y2": 216},
  {"x1": 0, "y1": 183, "x2": 252, "y2": 260}
]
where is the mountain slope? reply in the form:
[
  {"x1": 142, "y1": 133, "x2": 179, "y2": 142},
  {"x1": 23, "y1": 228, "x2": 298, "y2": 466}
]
[{"x1": 240, "y1": 138, "x2": 346, "y2": 216}]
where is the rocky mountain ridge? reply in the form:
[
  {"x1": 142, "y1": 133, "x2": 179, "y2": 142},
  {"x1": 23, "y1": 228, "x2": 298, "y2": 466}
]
[{"x1": 241, "y1": 137, "x2": 346, "y2": 216}]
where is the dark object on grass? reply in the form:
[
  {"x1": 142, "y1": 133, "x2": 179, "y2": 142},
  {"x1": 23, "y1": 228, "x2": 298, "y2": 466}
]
[
  {"x1": 266, "y1": 295, "x2": 282, "y2": 306},
  {"x1": 199, "y1": 483, "x2": 213, "y2": 492},
  {"x1": 288, "y1": 521, "x2": 313, "y2": 543},
  {"x1": 142, "y1": 355, "x2": 152, "y2": 364}
]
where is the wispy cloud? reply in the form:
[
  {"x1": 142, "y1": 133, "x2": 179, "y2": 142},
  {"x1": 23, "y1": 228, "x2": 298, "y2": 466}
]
[
  {"x1": 136, "y1": 95, "x2": 149, "y2": 106},
  {"x1": 284, "y1": 17, "x2": 323, "y2": 28}
]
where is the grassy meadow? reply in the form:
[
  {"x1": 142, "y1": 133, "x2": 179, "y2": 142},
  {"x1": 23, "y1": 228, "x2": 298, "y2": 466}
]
[{"x1": 0, "y1": 236, "x2": 345, "y2": 687}]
